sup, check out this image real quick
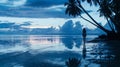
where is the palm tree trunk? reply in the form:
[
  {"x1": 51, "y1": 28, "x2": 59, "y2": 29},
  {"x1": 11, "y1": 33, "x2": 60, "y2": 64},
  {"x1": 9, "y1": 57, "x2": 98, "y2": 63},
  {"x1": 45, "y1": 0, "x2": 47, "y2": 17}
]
[
  {"x1": 76, "y1": 0, "x2": 110, "y2": 33},
  {"x1": 108, "y1": 14, "x2": 120, "y2": 33},
  {"x1": 106, "y1": 17, "x2": 115, "y2": 32},
  {"x1": 79, "y1": 4, "x2": 110, "y2": 33},
  {"x1": 79, "y1": 15, "x2": 98, "y2": 27}
]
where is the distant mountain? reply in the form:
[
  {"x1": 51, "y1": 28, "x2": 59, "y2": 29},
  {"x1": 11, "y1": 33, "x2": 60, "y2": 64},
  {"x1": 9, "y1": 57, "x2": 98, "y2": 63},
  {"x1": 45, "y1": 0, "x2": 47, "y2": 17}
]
[
  {"x1": 86, "y1": 28, "x2": 105, "y2": 35},
  {"x1": 86, "y1": 22, "x2": 113, "y2": 35}
]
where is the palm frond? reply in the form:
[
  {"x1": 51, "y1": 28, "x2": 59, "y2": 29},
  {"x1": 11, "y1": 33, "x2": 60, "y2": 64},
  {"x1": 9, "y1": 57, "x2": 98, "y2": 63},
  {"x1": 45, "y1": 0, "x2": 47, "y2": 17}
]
[
  {"x1": 80, "y1": 0, "x2": 98, "y2": 6},
  {"x1": 97, "y1": 0, "x2": 112, "y2": 18},
  {"x1": 65, "y1": 0, "x2": 82, "y2": 17}
]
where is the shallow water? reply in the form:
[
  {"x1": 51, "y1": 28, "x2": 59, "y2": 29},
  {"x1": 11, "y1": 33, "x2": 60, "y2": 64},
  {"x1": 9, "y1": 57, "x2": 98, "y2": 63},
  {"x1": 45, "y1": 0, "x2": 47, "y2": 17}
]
[{"x1": 0, "y1": 35, "x2": 119, "y2": 67}]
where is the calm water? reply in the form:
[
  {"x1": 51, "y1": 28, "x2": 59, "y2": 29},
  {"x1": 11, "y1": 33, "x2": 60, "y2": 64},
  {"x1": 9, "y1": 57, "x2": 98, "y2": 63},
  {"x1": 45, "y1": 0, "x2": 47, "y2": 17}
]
[{"x1": 0, "y1": 35, "x2": 120, "y2": 67}]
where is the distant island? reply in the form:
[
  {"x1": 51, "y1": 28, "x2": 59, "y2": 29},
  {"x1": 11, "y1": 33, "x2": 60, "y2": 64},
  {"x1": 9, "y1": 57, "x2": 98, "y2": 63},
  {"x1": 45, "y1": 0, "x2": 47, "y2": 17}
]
[{"x1": 0, "y1": 20, "x2": 109, "y2": 35}]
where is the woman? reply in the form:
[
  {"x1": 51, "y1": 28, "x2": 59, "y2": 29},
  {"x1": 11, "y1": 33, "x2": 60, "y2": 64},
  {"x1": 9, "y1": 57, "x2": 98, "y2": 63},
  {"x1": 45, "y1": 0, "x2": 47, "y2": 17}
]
[{"x1": 82, "y1": 28, "x2": 87, "y2": 59}]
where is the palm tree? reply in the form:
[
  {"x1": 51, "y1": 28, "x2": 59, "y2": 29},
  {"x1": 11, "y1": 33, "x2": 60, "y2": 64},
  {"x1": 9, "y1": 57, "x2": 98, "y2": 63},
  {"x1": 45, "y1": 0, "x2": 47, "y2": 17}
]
[
  {"x1": 97, "y1": 0, "x2": 120, "y2": 34},
  {"x1": 110, "y1": 0, "x2": 120, "y2": 34},
  {"x1": 65, "y1": 0, "x2": 82, "y2": 17},
  {"x1": 97, "y1": 0, "x2": 115, "y2": 33},
  {"x1": 65, "y1": 0, "x2": 111, "y2": 34},
  {"x1": 65, "y1": 0, "x2": 120, "y2": 39}
]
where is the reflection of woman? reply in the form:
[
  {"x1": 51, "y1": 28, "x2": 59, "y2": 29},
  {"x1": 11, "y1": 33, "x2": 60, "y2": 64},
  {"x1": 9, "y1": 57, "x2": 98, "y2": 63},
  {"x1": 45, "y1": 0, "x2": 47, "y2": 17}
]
[{"x1": 82, "y1": 28, "x2": 87, "y2": 59}]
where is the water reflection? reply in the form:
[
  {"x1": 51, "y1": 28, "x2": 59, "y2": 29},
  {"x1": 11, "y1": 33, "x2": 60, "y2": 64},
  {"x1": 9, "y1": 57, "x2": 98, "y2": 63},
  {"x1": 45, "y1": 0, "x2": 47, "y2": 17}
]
[
  {"x1": 88, "y1": 41, "x2": 120, "y2": 67},
  {"x1": 1, "y1": 35, "x2": 120, "y2": 67},
  {"x1": 29, "y1": 35, "x2": 60, "y2": 45},
  {"x1": 82, "y1": 43, "x2": 86, "y2": 59},
  {"x1": 65, "y1": 39, "x2": 120, "y2": 67},
  {"x1": 60, "y1": 36, "x2": 82, "y2": 49},
  {"x1": 29, "y1": 35, "x2": 82, "y2": 50},
  {"x1": 0, "y1": 36, "x2": 30, "y2": 54},
  {"x1": 0, "y1": 35, "x2": 83, "y2": 53},
  {"x1": 0, "y1": 37, "x2": 29, "y2": 48},
  {"x1": 66, "y1": 58, "x2": 81, "y2": 67}
]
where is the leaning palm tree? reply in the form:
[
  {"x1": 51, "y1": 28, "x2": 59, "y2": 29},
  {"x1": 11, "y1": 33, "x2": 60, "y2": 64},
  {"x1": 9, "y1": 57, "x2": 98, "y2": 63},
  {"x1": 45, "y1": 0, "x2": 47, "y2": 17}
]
[
  {"x1": 97, "y1": 0, "x2": 115, "y2": 32},
  {"x1": 65, "y1": 0, "x2": 111, "y2": 35},
  {"x1": 65, "y1": 0, "x2": 120, "y2": 39},
  {"x1": 94, "y1": 0, "x2": 120, "y2": 34}
]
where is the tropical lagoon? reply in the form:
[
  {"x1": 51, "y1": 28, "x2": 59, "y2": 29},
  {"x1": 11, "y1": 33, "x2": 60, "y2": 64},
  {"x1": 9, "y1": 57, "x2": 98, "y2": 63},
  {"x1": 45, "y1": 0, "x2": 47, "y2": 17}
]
[{"x1": 0, "y1": 35, "x2": 119, "y2": 67}]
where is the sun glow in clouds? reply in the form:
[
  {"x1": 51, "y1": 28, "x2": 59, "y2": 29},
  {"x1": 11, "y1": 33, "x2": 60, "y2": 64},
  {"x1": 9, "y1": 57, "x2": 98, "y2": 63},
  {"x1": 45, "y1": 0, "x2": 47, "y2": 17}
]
[
  {"x1": 12, "y1": 0, "x2": 26, "y2": 6},
  {"x1": 0, "y1": 16, "x2": 104, "y2": 29},
  {"x1": 24, "y1": 25, "x2": 52, "y2": 28},
  {"x1": 44, "y1": 5, "x2": 65, "y2": 11},
  {"x1": 0, "y1": 0, "x2": 7, "y2": 3},
  {"x1": 0, "y1": 0, "x2": 26, "y2": 7}
]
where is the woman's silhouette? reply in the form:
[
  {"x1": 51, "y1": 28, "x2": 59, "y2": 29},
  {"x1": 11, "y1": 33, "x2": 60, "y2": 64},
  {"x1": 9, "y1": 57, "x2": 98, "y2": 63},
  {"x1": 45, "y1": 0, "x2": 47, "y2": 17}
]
[
  {"x1": 82, "y1": 28, "x2": 87, "y2": 59},
  {"x1": 82, "y1": 28, "x2": 86, "y2": 43}
]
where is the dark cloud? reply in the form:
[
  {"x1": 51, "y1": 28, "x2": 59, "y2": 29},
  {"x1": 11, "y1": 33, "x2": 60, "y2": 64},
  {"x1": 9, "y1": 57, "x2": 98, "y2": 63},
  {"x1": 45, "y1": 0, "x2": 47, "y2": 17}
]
[
  {"x1": 0, "y1": 0, "x2": 93, "y2": 18},
  {"x1": 25, "y1": 0, "x2": 67, "y2": 7},
  {"x1": 0, "y1": 21, "x2": 31, "y2": 28},
  {"x1": 0, "y1": 22, "x2": 15, "y2": 28},
  {"x1": 20, "y1": 22, "x2": 31, "y2": 26},
  {"x1": 0, "y1": 5, "x2": 92, "y2": 18},
  {"x1": 0, "y1": 6, "x2": 71, "y2": 18},
  {"x1": 0, "y1": 0, "x2": 69, "y2": 18}
]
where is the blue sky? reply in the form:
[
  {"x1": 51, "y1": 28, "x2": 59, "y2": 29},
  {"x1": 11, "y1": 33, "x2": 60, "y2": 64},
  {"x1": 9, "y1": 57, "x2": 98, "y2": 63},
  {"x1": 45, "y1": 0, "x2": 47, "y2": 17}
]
[{"x1": 0, "y1": 0, "x2": 107, "y2": 29}]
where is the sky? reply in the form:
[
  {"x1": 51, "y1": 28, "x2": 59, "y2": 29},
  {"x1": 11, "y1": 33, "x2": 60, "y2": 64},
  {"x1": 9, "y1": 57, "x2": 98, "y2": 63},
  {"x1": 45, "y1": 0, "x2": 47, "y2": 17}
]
[{"x1": 0, "y1": 0, "x2": 107, "y2": 29}]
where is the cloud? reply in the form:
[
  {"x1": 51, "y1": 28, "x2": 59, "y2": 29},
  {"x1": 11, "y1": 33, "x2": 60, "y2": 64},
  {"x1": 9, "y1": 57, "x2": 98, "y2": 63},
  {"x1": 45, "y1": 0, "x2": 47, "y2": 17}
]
[
  {"x1": 20, "y1": 22, "x2": 31, "y2": 26},
  {"x1": 0, "y1": 0, "x2": 68, "y2": 18},
  {"x1": 0, "y1": 5, "x2": 71, "y2": 18},
  {"x1": 25, "y1": 0, "x2": 67, "y2": 7},
  {"x1": 0, "y1": 0, "x2": 93, "y2": 18},
  {"x1": 0, "y1": 21, "x2": 31, "y2": 28},
  {"x1": 0, "y1": 0, "x2": 7, "y2": 3},
  {"x1": 0, "y1": 0, "x2": 67, "y2": 7},
  {"x1": 0, "y1": 22, "x2": 15, "y2": 28},
  {"x1": 0, "y1": 0, "x2": 26, "y2": 7}
]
